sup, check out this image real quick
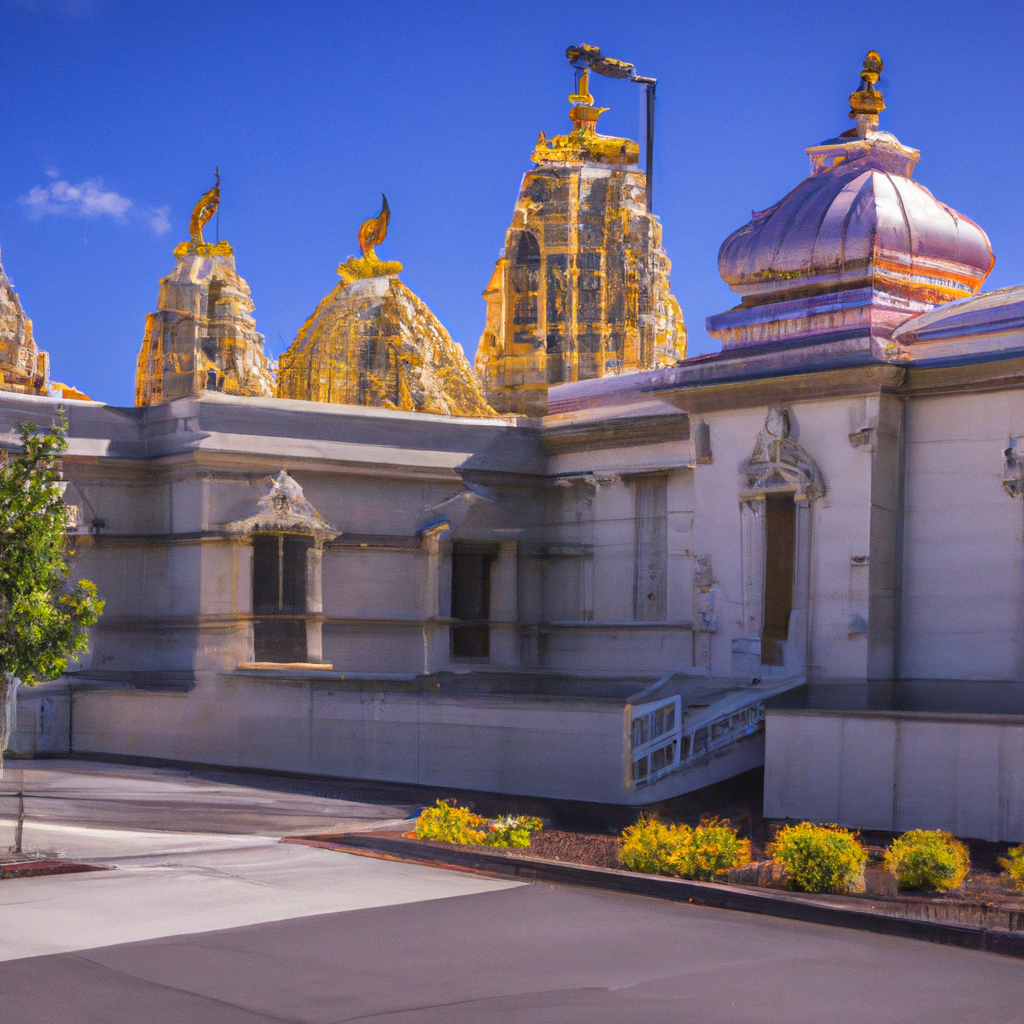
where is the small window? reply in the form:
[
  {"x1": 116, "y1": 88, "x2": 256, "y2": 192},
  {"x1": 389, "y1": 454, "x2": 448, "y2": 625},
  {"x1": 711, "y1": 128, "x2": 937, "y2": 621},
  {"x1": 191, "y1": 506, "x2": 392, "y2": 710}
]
[
  {"x1": 450, "y1": 544, "x2": 495, "y2": 658},
  {"x1": 253, "y1": 534, "x2": 311, "y2": 614},
  {"x1": 252, "y1": 534, "x2": 312, "y2": 663}
]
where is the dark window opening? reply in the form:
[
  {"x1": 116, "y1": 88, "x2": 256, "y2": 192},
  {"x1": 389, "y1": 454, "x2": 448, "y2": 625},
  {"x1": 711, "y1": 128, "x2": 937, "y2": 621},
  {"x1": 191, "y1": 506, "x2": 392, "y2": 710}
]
[
  {"x1": 762, "y1": 494, "x2": 796, "y2": 666},
  {"x1": 451, "y1": 545, "x2": 495, "y2": 658},
  {"x1": 513, "y1": 231, "x2": 541, "y2": 266},
  {"x1": 253, "y1": 534, "x2": 312, "y2": 662}
]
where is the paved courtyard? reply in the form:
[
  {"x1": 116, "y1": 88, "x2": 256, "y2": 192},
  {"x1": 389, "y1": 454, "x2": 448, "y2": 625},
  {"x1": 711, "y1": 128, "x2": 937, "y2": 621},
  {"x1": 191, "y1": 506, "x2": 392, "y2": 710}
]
[{"x1": 0, "y1": 759, "x2": 1022, "y2": 1023}]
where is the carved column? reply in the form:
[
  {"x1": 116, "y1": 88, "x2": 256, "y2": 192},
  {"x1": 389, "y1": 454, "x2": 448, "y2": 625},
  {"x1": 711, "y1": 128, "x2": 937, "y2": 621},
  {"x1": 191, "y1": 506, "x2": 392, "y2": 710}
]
[
  {"x1": 305, "y1": 545, "x2": 325, "y2": 664},
  {"x1": 421, "y1": 524, "x2": 452, "y2": 674},
  {"x1": 489, "y1": 541, "x2": 519, "y2": 668},
  {"x1": 739, "y1": 498, "x2": 767, "y2": 641}
]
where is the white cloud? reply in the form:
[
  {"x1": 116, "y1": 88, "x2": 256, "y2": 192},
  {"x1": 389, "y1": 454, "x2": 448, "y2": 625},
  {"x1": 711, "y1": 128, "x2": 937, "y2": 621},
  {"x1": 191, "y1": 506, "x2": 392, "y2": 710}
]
[
  {"x1": 20, "y1": 177, "x2": 172, "y2": 236},
  {"x1": 145, "y1": 206, "x2": 172, "y2": 236},
  {"x1": 21, "y1": 178, "x2": 131, "y2": 221}
]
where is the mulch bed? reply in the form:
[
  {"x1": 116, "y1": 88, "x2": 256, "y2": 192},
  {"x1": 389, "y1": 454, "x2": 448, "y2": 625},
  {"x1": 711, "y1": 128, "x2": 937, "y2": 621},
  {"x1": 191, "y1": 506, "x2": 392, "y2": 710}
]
[{"x1": 508, "y1": 829, "x2": 621, "y2": 869}]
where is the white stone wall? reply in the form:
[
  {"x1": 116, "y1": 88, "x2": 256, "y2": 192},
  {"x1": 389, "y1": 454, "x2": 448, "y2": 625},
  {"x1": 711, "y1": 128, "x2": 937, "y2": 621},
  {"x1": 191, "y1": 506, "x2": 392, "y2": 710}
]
[
  {"x1": 901, "y1": 390, "x2": 1024, "y2": 680},
  {"x1": 764, "y1": 709, "x2": 1024, "y2": 842}
]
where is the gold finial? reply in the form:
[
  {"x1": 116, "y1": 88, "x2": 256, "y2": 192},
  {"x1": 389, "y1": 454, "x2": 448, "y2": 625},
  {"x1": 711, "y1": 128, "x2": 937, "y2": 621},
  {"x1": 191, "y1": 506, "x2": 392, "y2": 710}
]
[
  {"x1": 174, "y1": 168, "x2": 231, "y2": 258},
  {"x1": 568, "y1": 67, "x2": 608, "y2": 132},
  {"x1": 358, "y1": 194, "x2": 390, "y2": 257},
  {"x1": 569, "y1": 67, "x2": 594, "y2": 106},
  {"x1": 189, "y1": 167, "x2": 220, "y2": 244},
  {"x1": 849, "y1": 51, "x2": 885, "y2": 123},
  {"x1": 337, "y1": 194, "x2": 402, "y2": 283}
]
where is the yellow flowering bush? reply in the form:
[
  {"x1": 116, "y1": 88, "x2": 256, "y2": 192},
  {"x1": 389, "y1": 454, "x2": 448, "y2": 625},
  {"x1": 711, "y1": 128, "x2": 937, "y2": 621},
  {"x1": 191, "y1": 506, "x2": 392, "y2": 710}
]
[
  {"x1": 414, "y1": 802, "x2": 543, "y2": 848},
  {"x1": 620, "y1": 817, "x2": 679, "y2": 875},
  {"x1": 884, "y1": 830, "x2": 969, "y2": 892},
  {"x1": 999, "y1": 845, "x2": 1024, "y2": 890},
  {"x1": 620, "y1": 816, "x2": 750, "y2": 880},
  {"x1": 415, "y1": 800, "x2": 487, "y2": 844},
  {"x1": 770, "y1": 822, "x2": 866, "y2": 894}
]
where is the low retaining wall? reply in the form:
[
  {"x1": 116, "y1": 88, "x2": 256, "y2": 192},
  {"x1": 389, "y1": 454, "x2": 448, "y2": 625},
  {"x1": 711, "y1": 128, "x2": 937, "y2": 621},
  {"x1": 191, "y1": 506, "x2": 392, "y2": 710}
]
[{"x1": 764, "y1": 708, "x2": 1024, "y2": 842}]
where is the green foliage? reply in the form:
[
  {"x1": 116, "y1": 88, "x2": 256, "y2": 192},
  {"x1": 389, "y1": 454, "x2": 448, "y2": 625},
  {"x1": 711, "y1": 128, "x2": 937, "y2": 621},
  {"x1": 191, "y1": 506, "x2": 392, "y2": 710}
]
[
  {"x1": 414, "y1": 802, "x2": 543, "y2": 848},
  {"x1": 885, "y1": 830, "x2": 970, "y2": 892},
  {"x1": 0, "y1": 418, "x2": 103, "y2": 684},
  {"x1": 619, "y1": 815, "x2": 750, "y2": 880},
  {"x1": 770, "y1": 822, "x2": 867, "y2": 894},
  {"x1": 485, "y1": 815, "x2": 543, "y2": 848},
  {"x1": 999, "y1": 845, "x2": 1024, "y2": 891}
]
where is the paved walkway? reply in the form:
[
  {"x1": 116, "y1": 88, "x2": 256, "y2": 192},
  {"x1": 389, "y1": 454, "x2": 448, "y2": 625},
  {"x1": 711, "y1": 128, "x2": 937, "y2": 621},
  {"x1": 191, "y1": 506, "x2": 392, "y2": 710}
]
[{"x1": 0, "y1": 759, "x2": 1022, "y2": 1022}]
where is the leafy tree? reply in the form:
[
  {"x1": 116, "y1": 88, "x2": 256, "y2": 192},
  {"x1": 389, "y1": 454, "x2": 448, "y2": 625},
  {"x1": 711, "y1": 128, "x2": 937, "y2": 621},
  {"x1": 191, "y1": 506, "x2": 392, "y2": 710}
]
[{"x1": 0, "y1": 416, "x2": 103, "y2": 702}]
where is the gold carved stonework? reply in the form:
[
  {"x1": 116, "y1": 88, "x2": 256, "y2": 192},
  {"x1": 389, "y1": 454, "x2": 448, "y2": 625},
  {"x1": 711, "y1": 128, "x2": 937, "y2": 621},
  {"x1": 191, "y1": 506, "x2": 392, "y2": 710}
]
[
  {"x1": 278, "y1": 201, "x2": 496, "y2": 418},
  {"x1": 135, "y1": 181, "x2": 275, "y2": 406},
  {"x1": 531, "y1": 69, "x2": 640, "y2": 167},
  {"x1": 476, "y1": 70, "x2": 686, "y2": 417},
  {"x1": 173, "y1": 239, "x2": 234, "y2": 259}
]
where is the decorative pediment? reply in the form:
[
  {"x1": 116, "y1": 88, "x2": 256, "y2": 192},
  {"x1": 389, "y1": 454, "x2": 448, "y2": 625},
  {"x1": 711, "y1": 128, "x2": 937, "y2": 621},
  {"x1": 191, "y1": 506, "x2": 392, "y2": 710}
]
[
  {"x1": 742, "y1": 407, "x2": 824, "y2": 502},
  {"x1": 225, "y1": 470, "x2": 337, "y2": 541}
]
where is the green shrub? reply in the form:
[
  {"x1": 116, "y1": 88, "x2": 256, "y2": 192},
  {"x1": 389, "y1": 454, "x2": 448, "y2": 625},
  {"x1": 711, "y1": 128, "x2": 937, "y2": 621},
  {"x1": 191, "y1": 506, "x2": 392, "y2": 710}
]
[
  {"x1": 415, "y1": 801, "x2": 487, "y2": 845},
  {"x1": 485, "y1": 815, "x2": 543, "y2": 848},
  {"x1": 770, "y1": 822, "x2": 867, "y2": 894},
  {"x1": 620, "y1": 816, "x2": 750, "y2": 880},
  {"x1": 999, "y1": 845, "x2": 1024, "y2": 890},
  {"x1": 885, "y1": 830, "x2": 970, "y2": 892}
]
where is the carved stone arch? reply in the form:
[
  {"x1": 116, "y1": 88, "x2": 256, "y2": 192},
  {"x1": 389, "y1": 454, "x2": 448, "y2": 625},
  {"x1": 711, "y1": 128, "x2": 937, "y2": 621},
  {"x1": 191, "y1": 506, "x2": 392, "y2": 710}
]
[
  {"x1": 741, "y1": 406, "x2": 824, "y2": 503},
  {"x1": 736, "y1": 407, "x2": 824, "y2": 676}
]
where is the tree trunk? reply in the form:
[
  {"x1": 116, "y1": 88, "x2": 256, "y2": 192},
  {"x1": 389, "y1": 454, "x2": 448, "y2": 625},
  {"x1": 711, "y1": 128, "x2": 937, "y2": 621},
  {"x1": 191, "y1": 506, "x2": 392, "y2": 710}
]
[{"x1": 0, "y1": 673, "x2": 21, "y2": 767}]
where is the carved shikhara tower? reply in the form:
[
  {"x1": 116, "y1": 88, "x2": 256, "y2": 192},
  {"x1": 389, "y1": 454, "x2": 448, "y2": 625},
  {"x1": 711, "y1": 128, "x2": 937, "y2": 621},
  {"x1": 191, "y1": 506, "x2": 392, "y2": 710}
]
[
  {"x1": 135, "y1": 175, "x2": 275, "y2": 407},
  {"x1": 475, "y1": 69, "x2": 687, "y2": 417},
  {"x1": 0, "y1": 248, "x2": 50, "y2": 396}
]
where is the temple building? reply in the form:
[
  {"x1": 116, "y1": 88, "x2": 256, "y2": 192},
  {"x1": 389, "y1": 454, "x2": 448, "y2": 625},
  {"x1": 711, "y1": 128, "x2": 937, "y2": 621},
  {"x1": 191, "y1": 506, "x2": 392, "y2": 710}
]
[
  {"x1": 277, "y1": 198, "x2": 495, "y2": 418},
  {"x1": 8, "y1": 51, "x2": 1024, "y2": 847},
  {"x1": 135, "y1": 173, "x2": 276, "y2": 407},
  {"x1": 474, "y1": 68, "x2": 687, "y2": 417},
  {"x1": 0, "y1": 248, "x2": 50, "y2": 396}
]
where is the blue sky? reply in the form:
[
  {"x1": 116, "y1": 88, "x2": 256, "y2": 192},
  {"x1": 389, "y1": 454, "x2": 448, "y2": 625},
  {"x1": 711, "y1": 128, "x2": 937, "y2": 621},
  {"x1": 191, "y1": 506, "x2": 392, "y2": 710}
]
[{"x1": 1, "y1": 0, "x2": 1022, "y2": 405}]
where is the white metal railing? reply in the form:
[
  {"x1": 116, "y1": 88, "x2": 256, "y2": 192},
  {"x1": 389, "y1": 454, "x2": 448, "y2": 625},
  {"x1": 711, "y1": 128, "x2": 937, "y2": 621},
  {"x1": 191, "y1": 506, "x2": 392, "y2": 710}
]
[{"x1": 629, "y1": 693, "x2": 766, "y2": 788}]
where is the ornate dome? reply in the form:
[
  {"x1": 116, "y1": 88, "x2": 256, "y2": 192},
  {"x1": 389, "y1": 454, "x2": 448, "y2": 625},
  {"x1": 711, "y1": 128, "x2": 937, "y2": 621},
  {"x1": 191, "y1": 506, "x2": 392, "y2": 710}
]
[
  {"x1": 707, "y1": 53, "x2": 994, "y2": 350},
  {"x1": 278, "y1": 199, "x2": 496, "y2": 418}
]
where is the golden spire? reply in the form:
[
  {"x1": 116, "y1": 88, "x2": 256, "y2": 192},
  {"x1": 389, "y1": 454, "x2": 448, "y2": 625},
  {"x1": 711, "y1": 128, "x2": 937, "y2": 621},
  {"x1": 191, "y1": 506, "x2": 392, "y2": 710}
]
[
  {"x1": 357, "y1": 194, "x2": 390, "y2": 257},
  {"x1": 568, "y1": 67, "x2": 608, "y2": 132},
  {"x1": 189, "y1": 167, "x2": 220, "y2": 245},
  {"x1": 337, "y1": 193, "x2": 402, "y2": 284},
  {"x1": 849, "y1": 51, "x2": 885, "y2": 130},
  {"x1": 174, "y1": 169, "x2": 232, "y2": 259}
]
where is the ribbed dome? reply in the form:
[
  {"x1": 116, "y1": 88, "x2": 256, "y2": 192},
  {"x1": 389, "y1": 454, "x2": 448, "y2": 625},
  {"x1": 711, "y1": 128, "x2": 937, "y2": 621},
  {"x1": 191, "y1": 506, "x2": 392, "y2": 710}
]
[
  {"x1": 707, "y1": 76, "x2": 995, "y2": 351},
  {"x1": 719, "y1": 140, "x2": 993, "y2": 308}
]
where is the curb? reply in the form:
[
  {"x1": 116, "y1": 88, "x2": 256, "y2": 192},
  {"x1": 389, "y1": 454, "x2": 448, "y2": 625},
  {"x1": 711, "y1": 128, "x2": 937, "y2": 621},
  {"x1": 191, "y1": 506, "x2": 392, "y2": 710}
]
[
  {"x1": 285, "y1": 832, "x2": 1024, "y2": 959},
  {"x1": 0, "y1": 860, "x2": 105, "y2": 880}
]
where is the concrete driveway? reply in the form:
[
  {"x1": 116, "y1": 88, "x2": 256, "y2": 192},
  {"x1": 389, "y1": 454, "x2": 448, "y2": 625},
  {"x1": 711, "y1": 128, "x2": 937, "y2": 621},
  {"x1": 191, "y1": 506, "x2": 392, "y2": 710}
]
[{"x1": 0, "y1": 759, "x2": 1022, "y2": 1023}]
